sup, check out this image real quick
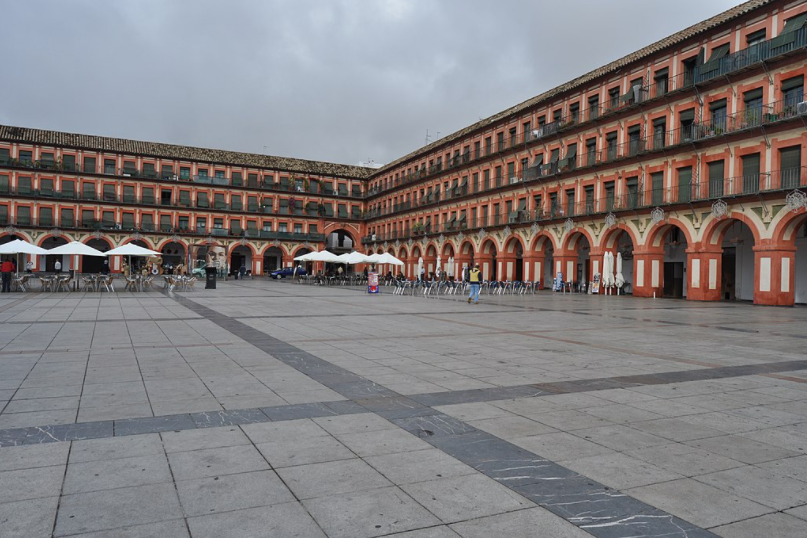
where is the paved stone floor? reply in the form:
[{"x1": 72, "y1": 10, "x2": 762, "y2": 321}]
[{"x1": 1, "y1": 281, "x2": 806, "y2": 537}]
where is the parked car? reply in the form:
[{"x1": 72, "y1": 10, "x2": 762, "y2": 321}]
[{"x1": 270, "y1": 267, "x2": 307, "y2": 279}]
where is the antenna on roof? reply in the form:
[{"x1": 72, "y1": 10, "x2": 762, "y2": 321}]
[{"x1": 424, "y1": 129, "x2": 431, "y2": 145}]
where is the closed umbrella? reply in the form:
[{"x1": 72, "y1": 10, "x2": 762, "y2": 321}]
[
  {"x1": 435, "y1": 255, "x2": 441, "y2": 279},
  {"x1": 615, "y1": 252, "x2": 625, "y2": 294},
  {"x1": 417, "y1": 256, "x2": 424, "y2": 280},
  {"x1": 447, "y1": 256, "x2": 455, "y2": 277}
]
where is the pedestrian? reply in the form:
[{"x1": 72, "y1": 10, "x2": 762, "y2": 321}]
[
  {"x1": 100, "y1": 259, "x2": 110, "y2": 275},
  {"x1": 25, "y1": 260, "x2": 34, "y2": 273},
  {"x1": 363, "y1": 266, "x2": 368, "y2": 279},
  {"x1": 239, "y1": 264, "x2": 247, "y2": 279},
  {"x1": 54, "y1": 259, "x2": 62, "y2": 273},
  {"x1": 468, "y1": 263, "x2": 481, "y2": 304},
  {"x1": 1, "y1": 258, "x2": 13, "y2": 292}
]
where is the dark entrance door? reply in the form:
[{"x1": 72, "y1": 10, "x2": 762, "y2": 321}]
[
  {"x1": 722, "y1": 247, "x2": 737, "y2": 300},
  {"x1": 663, "y1": 262, "x2": 685, "y2": 298}
]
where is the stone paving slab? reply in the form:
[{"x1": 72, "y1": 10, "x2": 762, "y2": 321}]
[{"x1": 1, "y1": 281, "x2": 807, "y2": 536}]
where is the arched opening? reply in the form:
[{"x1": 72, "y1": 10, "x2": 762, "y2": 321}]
[
  {"x1": 159, "y1": 241, "x2": 185, "y2": 274},
  {"x1": 718, "y1": 220, "x2": 756, "y2": 301},
  {"x1": 230, "y1": 245, "x2": 253, "y2": 276},
  {"x1": 0, "y1": 234, "x2": 23, "y2": 245},
  {"x1": 411, "y1": 246, "x2": 423, "y2": 279},
  {"x1": 41, "y1": 236, "x2": 68, "y2": 272},
  {"x1": 544, "y1": 243, "x2": 555, "y2": 286},
  {"x1": 603, "y1": 229, "x2": 635, "y2": 294},
  {"x1": 84, "y1": 238, "x2": 112, "y2": 273},
  {"x1": 293, "y1": 247, "x2": 313, "y2": 274},
  {"x1": 661, "y1": 225, "x2": 688, "y2": 298},
  {"x1": 796, "y1": 220, "x2": 807, "y2": 304},
  {"x1": 514, "y1": 242, "x2": 524, "y2": 281},
  {"x1": 263, "y1": 247, "x2": 284, "y2": 274},
  {"x1": 425, "y1": 244, "x2": 438, "y2": 279},
  {"x1": 441, "y1": 243, "x2": 455, "y2": 279},
  {"x1": 479, "y1": 240, "x2": 498, "y2": 280},
  {"x1": 325, "y1": 230, "x2": 354, "y2": 253},
  {"x1": 567, "y1": 233, "x2": 590, "y2": 288}
]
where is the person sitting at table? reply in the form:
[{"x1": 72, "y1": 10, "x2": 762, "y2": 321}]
[
  {"x1": 100, "y1": 259, "x2": 110, "y2": 275},
  {"x1": 25, "y1": 260, "x2": 34, "y2": 273},
  {"x1": 54, "y1": 259, "x2": 62, "y2": 273}
]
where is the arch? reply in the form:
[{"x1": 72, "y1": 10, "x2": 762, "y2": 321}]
[
  {"x1": 159, "y1": 240, "x2": 187, "y2": 271},
  {"x1": 458, "y1": 239, "x2": 475, "y2": 257},
  {"x1": 479, "y1": 237, "x2": 500, "y2": 255},
  {"x1": 529, "y1": 231, "x2": 557, "y2": 253},
  {"x1": 262, "y1": 246, "x2": 286, "y2": 273},
  {"x1": 503, "y1": 235, "x2": 525, "y2": 254},
  {"x1": 0, "y1": 232, "x2": 29, "y2": 245},
  {"x1": 646, "y1": 218, "x2": 696, "y2": 250},
  {"x1": 561, "y1": 227, "x2": 595, "y2": 252},
  {"x1": 397, "y1": 246, "x2": 409, "y2": 260},
  {"x1": 121, "y1": 236, "x2": 155, "y2": 249},
  {"x1": 411, "y1": 245, "x2": 422, "y2": 258},
  {"x1": 701, "y1": 211, "x2": 763, "y2": 247},
  {"x1": 440, "y1": 241, "x2": 456, "y2": 257},
  {"x1": 40, "y1": 235, "x2": 69, "y2": 273},
  {"x1": 425, "y1": 243, "x2": 438, "y2": 258},
  {"x1": 260, "y1": 243, "x2": 289, "y2": 258},
  {"x1": 325, "y1": 228, "x2": 355, "y2": 251},
  {"x1": 83, "y1": 237, "x2": 114, "y2": 273},
  {"x1": 600, "y1": 223, "x2": 639, "y2": 251},
  {"x1": 773, "y1": 210, "x2": 807, "y2": 245},
  {"x1": 84, "y1": 236, "x2": 114, "y2": 250}
]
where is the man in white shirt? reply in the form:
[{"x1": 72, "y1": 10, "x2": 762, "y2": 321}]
[{"x1": 54, "y1": 260, "x2": 62, "y2": 273}]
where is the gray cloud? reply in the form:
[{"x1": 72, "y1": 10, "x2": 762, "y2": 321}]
[{"x1": 1, "y1": 0, "x2": 740, "y2": 166}]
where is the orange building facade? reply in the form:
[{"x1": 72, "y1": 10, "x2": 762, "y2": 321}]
[{"x1": 1, "y1": 0, "x2": 806, "y2": 305}]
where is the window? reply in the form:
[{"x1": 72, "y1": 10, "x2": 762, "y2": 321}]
[
  {"x1": 495, "y1": 166, "x2": 502, "y2": 187},
  {"x1": 678, "y1": 166, "x2": 693, "y2": 202},
  {"x1": 214, "y1": 193, "x2": 226, "y2": 209},
  {"x1": 123, "y1": 161, "x2": 136, "y2": 175},
  {"x1": 102, "y1": 213, "x2": 115, "y2": 229},
  {"x1": 178, "y1": 190, "x2": 191, "y2": 206},
  {"x1": 549, "y1": 192, "x2": 558, "y2": 217},
  {"x1": 121, "y1": 213, "x2": 134, "y2": 230},
  {"x1": 741, "y1": 153, "x2": 761, "y2": 194},
  {"x1": 679, "y1": 108, "x2": 695, "y2": 141},
  {"x1": 40, "y1": 178, "x2": 53, "y2": 196},
  {"x1": 746, "y1": 29, "x2": 766, "y2": 46},
  {"x1": 743, "y1": 88, "x2": 764, "y2": 127},
  {"x1": 626, "y1": 177, "x2": 639, "y2": 208},
  {"x1": 230, "y1": 195, "x2": 242, "y2": 211},
  {"x1": 161, "y1": 165, "x2": 174, "y2": 179},
  {"x1": 104, "y1": 159, "x2": 115, "y2": 174},
  {"x1": 140, "y1": 214, "x2": 154, "y2": 230},
  {"x1": 497, "y1": 132, "x2": 505, "y2": 152},
  {"x1": 178, "y1": 216, "x2": 189, "y2": 230},
  {"x1": 682, "y1": 54, "x2": 698, "y2": 87},
  {"x1": 710, "y1": 99, "x2": 728, "y2": 133},
  {"x1": 278, "y1": 223, "x2": 287, "y2": 233},
  {"x1": 484, "y1": 137, "x2": 492, "y2": 154},
  {"x1": 604, "y1": 183, "x2": 615, "y2": 211},
  {"x1": 652, "y1": 118, "x2": 666, "y2": 149},
  {"x1": 653, "y1": 68, "x2": 669, "y2": 97},
  {"x1": 0, "y1": 175, "x2": 7, "y2": 194},
  {"x1": 0, "y1": 148, "x2": 9, "y2": 165},
  {"x1": 232, "y1": 172, "x2": 243, "y2": 186},
  {"x1": 651, "y1": 172, "x2": 664, "y2": 205},
  {"x1": 780, "y1": 146, "x2": 802, "y2": 189},
  {"x1": 16, "y1": 206, "x2": 31, "y2": 225},
  {"x1": 62, "y1": 180, "x2": 75, "y2": 197},
  {"x1": 586, "y1": 138, "x2": 597, "y2": 166},
  {"x1": 588, "y1": 95, "x2": 599, "y2": 120},
  {"x1": 628, "y1": 125, "x2": 643, "y2": 155},
  {"x1": 142, "y1": 187, "x2": 154, "y2": 204},
  {"x1": 708, "y1": 160, "x2": 725, "y2": 198},
  {"x1": 247, "y1": 173, "x2": 258, "y2": 187},
  {"x1": 82, "y1": 182, "x2": 96, "y2": 200},
  {"x1": 566, "y1": 189, "x2": 575, "y2": 216},
  {"x1": 552, "y1": 109, "x2": 562, "y2": 122},
  {"x1": 196, "y1": 192, "x2": 209, "y2": 208},
  {"x1": 782, "y1": 76, "x2": 804, "y2": 111},
  {"x1": 294, "y1": 223, "x2": 303, "y2": 234},
  {"x1": 18, "y1": 176, "x2": 32, "y2": 194},
  {"x1": 83, "y1": 156, "x2": 96, "y2": 173},
  {"x1": 160, "y1": 215, "x2": 173, "y2": 232},
  {"x1": 509, "y1": 127, "x2": 517, "y2": 147},
  {"x1": 196, "y1": 217, "x2": 207, "y2": 231},
  {"x1": 472, "y1": 172, "x2": 479, "y2": 192},
  {"x1": 61, "y1": 154, "x2": 76, "y2": 171},
  {"x1": 606, "y1": 132, "x2": 618, "y2": 161},
  {"x1": 705, "y1": 43, "x2": 730, "y2": 63},
  {"x1": 39, "y1": 152, "x2": 53, "y2": 164},
  {"x1": 180, "y1": 166, "x2": 191, "y2": 179},
  {"x1": 143, "y1": 163, "x2": 156, "y2": 178},
  {"x1": 197, "y1": 168, "x2": 209, "y2": 178},
  {"x1": 39, "y1": 207, "x2": 53, "y2": 227},
  {"x1": 103, "y1": 184, "x2": 116, "y2": 201},
  {"x1": 60, "y1": 208, "x2": 74, "y2": 227},
  {"x1": 608, "y1": 87, "x2": 620, "y2": 109},
  {"x1": 19, "y1": 150, "x2": 33, "y2": 164},
  {"x1": 483, "y1": 169, "x2": 490, "y2": 190},
  {"x1": 564, "y1": 143, "x2": 577, "y2": 170},
  {"x1": 569, "y1": 103, "x2": 580, "y2": 124}
]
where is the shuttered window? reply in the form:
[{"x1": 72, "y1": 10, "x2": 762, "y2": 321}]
[
  {"x1": 708, "y1": 160, "x2": 725, "y2": 198},
  {"x1": 741, "y1": 153, "x2": 761, "y2": 194},
  {"x1": 678, "y1": 167, "x2": 692, "y2": 202},
  {"x1": 780, "y1": 146, "x2": 802, "y2": 188},
  {"x1": 651, "y1": 172, "x2": 664, "y2": 205}
]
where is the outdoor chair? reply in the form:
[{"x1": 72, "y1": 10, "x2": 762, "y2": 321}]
[
  {"x1": 81, "y1": 276, "x2": 95, "y2": 292},
  {"x1": 57, "y1": 275, "x2": 72, "y2": 292},
  {"x1": 185, "y1": 277, "x2": 196, "y2": 291},
  {"x1": 39, "y1": 276, "x2": 52, "y2": 292},
  {"x1": 101, "y1": 275, "x2": 115, "y2": 292},
  {"x1": 12, "y1": 274, "x2": 29, "y2": 292},
  {"x1": 143, "y1": 276, "x2": 155, "y2": 291},
  {"x1": 124, "y1": 275, "x2": 139, "y2": 291}
]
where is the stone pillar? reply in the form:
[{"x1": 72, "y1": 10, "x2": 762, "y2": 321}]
[
  {"x1": 754, "y1": 245, "x2": 796, "y2": 306},
  {"x1": 686, "y1": 246, "x2": 722, "y2": 302},
  {"x1": 552, "y1": 252, "x2": 577, "y2": 285},
  {"x1": 499, "y1": 254, "x2": 516, "y2": 280},
  {"x1": 523, "y1": 253, "x2": 545, "y2": 286},
  {"x1": 632, "y1": 250, "x2": 665, "y2": 298}
]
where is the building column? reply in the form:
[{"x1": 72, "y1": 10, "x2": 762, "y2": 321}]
[
  {"x1": 686, "y1": 245, "x2": 721, "y2": 302},
  {"x1": 632, "y1": 249, "x2": 664, "y2": 298},
  {"x1": 523, "y1": 253, "x2": 545, "y2": 286},
  {"x1": 499, "y1": 253, "x2": 516, "y2": 280},
  {"x1": 754, "y1": 245, "x2": 796, "y2": 306},
  {"x1": 552, "y1": 251, "x2": 577, "y2": 285}
]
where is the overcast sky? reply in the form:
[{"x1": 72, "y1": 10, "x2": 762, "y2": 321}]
[{"x1": 2, "y1": 0, "x2": 741, "y2": 167}]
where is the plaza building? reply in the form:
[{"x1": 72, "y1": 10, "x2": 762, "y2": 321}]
[{"x1": 1, "y1": 0, "x2": 807, "y2": 304}]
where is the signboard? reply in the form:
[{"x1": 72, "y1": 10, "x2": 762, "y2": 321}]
[{"x1": 368, "y1": 272, "x2": 379, "y2": 294}]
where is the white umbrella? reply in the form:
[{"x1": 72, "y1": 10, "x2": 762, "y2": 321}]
[
  {"x1": 602, "y1": 252, "x2": 612, "y2": 289},
  {"x1": 606, "y1": 252, "x2": 616, "y2": 292},
  {"x1": 336, "y1": 251, "x2": 374, "y2": 264},
  {"x1": 47, "y1": 241, "x2": 106, "y2": 257},
  {"x1": 447, "y1": 256, "x2": 455, "y2": 277},
  {"x1": 0, "y1": 239, "x2": 48, "y2": 276},
  {"x1": 374, "y1": 252, "x2": 404, "y2": 266},
  {"x1": 615, "y1": 252, "x2": 625, "y2": 290},
  {"x1": 436, "y1": 255, "x2": 442, "y2": 276},
  {"x1": 0, "y1": 239, "x2": 48, "y2": 255},
  {"x1": 308, "y1": 250, "x2": 341, "y2": 263},
  {"x1": 293, "y1": 252, "x2": 315, "y2": 262},
  {"x1": 106, "y1": 244, "x2": 161, "y2": 257}
]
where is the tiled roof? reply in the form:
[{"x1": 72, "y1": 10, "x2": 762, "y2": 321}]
[
  {"x1": 373, "y1": 0, "x2": 771, "y2": 175},
  {"x1": 0, "y1": 124, "x2": 373, "y2": 180}
]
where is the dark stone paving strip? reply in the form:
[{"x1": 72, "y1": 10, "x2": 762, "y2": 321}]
[{"x1": 393, "y1": 414, "x2": 716, "y2": 538}]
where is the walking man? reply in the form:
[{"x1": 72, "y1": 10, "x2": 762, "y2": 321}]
[
  {"x1": 1, "y1": 258, "x2": 13, "y2": 292},
  {"x1": 467, "y1": 263, "x2": 481, "y2": 304}
]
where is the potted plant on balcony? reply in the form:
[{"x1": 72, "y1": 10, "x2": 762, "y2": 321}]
[{"x1": 412, "y1": 222, "x2": 424, "y2": 236}]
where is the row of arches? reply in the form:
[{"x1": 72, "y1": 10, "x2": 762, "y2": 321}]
[{"x1": 367, "y1": 211, "x2": 807, "y2": 306}]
